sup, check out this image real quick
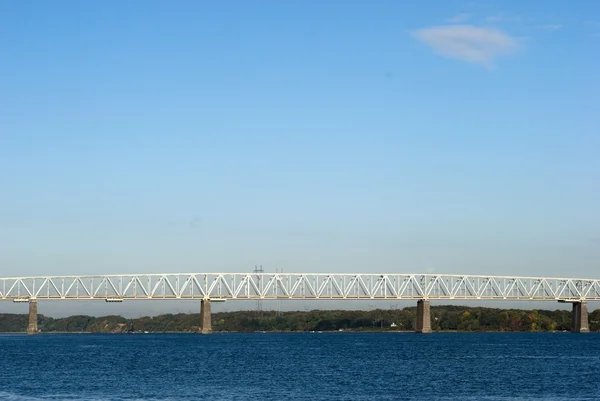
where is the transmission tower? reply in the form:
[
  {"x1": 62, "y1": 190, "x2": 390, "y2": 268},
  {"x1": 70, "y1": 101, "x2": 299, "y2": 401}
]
[
  {"x1": 253, "y1": 265, "x2": 264, "y2": 319},
  {"x1": 275, "y1": 268, "x2": 283, "y2": 316}
]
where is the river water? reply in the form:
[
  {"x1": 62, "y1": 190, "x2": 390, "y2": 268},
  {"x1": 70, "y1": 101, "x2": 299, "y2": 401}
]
[{"x1": 0, "y1": 332, "x2": 599, "y2": 400}]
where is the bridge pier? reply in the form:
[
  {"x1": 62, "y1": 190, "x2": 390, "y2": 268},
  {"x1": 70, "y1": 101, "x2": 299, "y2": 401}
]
[
  {"x1": 200, "y1": 299, "x2": 212, "y2": 334},
  {"x1": 27, "y1": 300, "x2": 38, "y2": 335},
  {"x1": 416, "y1": 299, "x2": 431, "y2": 333},
  {"x1": 571, "y1": 302, "x2": 589, "y2": 333}
]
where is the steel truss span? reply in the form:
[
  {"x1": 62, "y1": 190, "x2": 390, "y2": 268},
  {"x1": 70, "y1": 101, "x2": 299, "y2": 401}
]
[{"x1": 1, "y1": 273, "x2": 600, "y2": 302}]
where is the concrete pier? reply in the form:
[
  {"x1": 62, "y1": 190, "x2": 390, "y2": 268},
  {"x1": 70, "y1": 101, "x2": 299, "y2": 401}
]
[
  {"x1": 416, "y1": 299, "x2": 432, "y2": 333},
  {"x1": 200, "y1": 299, "x2": 212, "y2": 334},
  {"x1": 27, "y1": 300, "x2": 38, "y2": 335},
  {"x1": 571, "y1": 302, "x2": 589, "y2": 333}
]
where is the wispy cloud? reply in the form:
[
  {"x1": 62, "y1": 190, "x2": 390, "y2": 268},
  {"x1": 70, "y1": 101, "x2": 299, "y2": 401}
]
[
  {"x1": 412, "y1": 25, "x2": 518, "y2": 69},
  {"x1": 538, "y1": 24, "x2": 563, "y2": 31},
  {"x1": 447, "y1": 13, "x2": 471, "y2": 23},
  {"x1": 584, "y1": 20, "x2": 600, "y2": 37},
  {"x1": 190, "y1": 216, "x2": 202, "y2": 229},
  {"x1": 486, "y1": 13, "x2": 523, "y2": 23},
  {"x1": 486, "y1": 15, "x2": 503, "y2": 23}
]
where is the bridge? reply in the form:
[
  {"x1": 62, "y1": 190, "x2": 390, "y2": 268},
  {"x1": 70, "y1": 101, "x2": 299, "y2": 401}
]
[{"x1": 1, "y1": 273, "x2": 596, "y2": 334}]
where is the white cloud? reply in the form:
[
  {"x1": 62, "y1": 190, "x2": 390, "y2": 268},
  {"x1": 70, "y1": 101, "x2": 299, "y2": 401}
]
[
  {"x1": 412, "y1": 25, "x2": 518, "y2": 68},
  {"x1": 447, "y1": 13, "x2": 471, "y2": 23}
]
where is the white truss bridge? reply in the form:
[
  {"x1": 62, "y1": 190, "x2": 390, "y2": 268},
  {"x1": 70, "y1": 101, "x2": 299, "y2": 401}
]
[{"x1": 1, "y1": 273, "x2": 599, "y2": 302}]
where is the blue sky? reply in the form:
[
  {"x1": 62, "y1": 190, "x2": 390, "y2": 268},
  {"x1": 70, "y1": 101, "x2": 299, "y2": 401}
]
[{"x1": 1, "y1": 0, "x2": 599, "y2": 295}]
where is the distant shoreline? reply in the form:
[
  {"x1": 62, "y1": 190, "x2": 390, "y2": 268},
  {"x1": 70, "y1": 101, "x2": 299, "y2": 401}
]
[
  {"x1": 0, "y1": 329, "x2": 580, "y2": 335},
  {"x1": 1, "y1": 305, "x2": 596, "y2": 333}
]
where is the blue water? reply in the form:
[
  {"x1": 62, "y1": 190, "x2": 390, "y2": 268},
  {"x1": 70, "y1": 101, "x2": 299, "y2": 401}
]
[{"x1": 1, "y1": 332, "x2": 599, "y2": 400}]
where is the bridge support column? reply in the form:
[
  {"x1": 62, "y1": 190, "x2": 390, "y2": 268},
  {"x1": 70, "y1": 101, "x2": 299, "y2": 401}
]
[
  {"x1": 200, "y1": 299, "x2": 212, "y2": 335},
  {"x1": 572, "y1": 302, "x2": 589, "y2": 333},
  {"x1": 27, "y1": 300, "x2": 38, "y2": 335},
  {"x1": 416, "y1": 299, "x2": 431, "y2": 333}
]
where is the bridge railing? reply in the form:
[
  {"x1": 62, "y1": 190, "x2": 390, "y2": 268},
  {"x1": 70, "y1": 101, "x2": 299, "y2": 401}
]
[{"x1": 1, "y1": 273, "x2": 600, "y2": 301}]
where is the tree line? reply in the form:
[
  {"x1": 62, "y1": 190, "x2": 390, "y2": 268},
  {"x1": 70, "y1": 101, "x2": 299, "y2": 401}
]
[{"x1": 1, "y1": 305, "x2": 599, "y2": 333}]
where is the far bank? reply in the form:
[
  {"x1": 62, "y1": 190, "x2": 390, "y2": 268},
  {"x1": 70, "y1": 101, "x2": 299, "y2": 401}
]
[{"x1": 1, "y1": 305, "x2": 599, "y2": 334}]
